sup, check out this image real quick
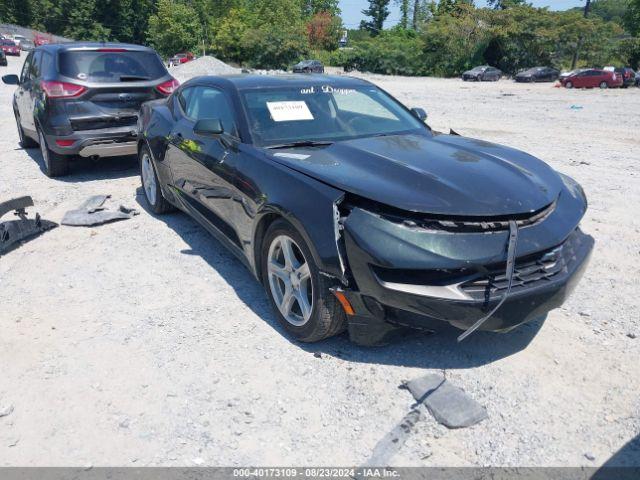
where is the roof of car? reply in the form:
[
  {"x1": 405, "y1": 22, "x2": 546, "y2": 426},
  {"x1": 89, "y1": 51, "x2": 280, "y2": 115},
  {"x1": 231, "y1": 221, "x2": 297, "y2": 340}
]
[
  {"x1": 36, "y1": 42, "x2": 155, "y2": 53},
  {"x1": 184, "y1": 74, "x2": 373, "y2": 90}
]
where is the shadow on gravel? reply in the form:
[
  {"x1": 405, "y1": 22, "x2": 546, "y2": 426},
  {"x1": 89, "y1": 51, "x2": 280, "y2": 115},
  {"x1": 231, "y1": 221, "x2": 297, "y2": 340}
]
[
  {"x1": 24, "y1": 147, "x2": 137, "y2": 181},
  {"x1": 593, "y1": 434, "x2": 640, "y2": 478},
  {"x1": 135, "y1": 187, "x2": 546, "y2": 369}
]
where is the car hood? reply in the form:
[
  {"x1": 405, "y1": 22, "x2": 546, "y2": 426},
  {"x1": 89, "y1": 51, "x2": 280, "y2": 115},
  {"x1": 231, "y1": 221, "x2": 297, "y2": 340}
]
[{"x1": 267, "y1": 133, "x2": 564, "y2": 217}]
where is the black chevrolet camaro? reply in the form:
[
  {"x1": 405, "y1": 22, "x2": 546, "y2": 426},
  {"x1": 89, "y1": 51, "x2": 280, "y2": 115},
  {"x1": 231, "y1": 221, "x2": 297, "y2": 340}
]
[{"x1": 138, "y1": 74, "x2": 593, "y2": 345}]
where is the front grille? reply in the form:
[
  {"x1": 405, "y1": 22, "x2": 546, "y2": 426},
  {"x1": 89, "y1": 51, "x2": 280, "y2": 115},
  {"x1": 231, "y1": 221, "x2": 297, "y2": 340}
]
[
  {"x1": 71, "y1": 115, "x2": 137, "y2": 131},
  {"x1": 460, "y1": 244, "x2": 568, "y2": 300},
  {"x1": 418, "y1": 201, "x2": 556, "y2": 233}
]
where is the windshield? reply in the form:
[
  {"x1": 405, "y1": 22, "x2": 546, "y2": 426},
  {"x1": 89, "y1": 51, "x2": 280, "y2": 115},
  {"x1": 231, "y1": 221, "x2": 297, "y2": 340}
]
[
  {"x1": 241, "y1": 85, "x2": 427, "y2": 146},
  {"x1": 58, "y1": 50, "x2": 167, "y2": 83}
]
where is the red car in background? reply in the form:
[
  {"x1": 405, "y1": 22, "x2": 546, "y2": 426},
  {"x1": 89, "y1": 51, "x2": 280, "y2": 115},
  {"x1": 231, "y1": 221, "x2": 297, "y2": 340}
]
[
  {"x1": 0, "y1": 39, "x2": 20, "y2": 56},
  {"x1": 34, "y1": 33, "x2": 52, "y2": 46},
  {"x1": 168, "y1": 52, "x2": 194, "y2": 66},
  {"x1": 561, "y1": 69, "x2": 622, "y2": 89}
]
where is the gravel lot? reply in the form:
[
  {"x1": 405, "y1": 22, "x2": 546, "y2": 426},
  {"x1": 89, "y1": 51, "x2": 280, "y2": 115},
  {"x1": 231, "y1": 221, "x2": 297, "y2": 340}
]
[{"x1": 1, "y1": 54, "x2": 639, "y2": 467}]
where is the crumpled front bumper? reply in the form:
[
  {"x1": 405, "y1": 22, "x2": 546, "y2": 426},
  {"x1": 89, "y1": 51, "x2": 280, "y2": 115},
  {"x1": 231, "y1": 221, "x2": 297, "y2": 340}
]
[{"x1": 338, "y1": 191, "x2": 594, "y2": 345}]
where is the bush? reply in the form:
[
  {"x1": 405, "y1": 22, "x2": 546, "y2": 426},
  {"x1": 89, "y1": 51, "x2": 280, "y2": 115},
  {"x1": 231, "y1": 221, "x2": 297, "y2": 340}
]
[{"x1": 332, "y1": 28, "x2": 426, "y2": 75}]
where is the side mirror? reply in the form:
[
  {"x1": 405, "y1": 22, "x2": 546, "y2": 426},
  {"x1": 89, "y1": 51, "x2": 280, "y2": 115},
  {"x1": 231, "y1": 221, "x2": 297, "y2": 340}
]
[
  {"x1": 2, "y1": 74, "x2": 19, "y2": 85},
  {"x1": 411, "y1": 107, "x2": 427, "y2": 121},
  {"x1": 193, "y1": 118, "x2": 223, "y2": 137}
]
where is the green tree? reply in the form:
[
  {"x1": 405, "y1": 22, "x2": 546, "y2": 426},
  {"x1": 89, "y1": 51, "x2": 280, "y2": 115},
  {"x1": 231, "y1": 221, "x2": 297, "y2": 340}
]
[
  {"x1": 147, "y1": 0, "x2": 203, "y2": 57},
  {"x1": 360, "y1": 0, "x2": 391, "y2": 35},
  {"x1": 302, "y1": 0, "x2": 341, "y2": 16},
  {"x1": 63, "y1": 0, "x2": 111, "y2": 41},
  {"x1": 486, "y1": 0, "x2": 528, "y2": 9},
  {"x1": 626, "y1": 0, "x2": 640, "y2": 34}
]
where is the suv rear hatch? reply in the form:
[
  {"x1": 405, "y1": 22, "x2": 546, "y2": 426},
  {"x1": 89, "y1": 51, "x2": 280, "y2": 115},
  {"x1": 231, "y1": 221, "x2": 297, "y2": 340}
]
[{"x1": 54, "y1": 48, "x2": 177, "y2": 132}]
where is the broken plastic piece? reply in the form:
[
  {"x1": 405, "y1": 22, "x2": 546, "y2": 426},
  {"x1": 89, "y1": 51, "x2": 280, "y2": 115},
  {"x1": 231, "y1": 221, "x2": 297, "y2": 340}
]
[
  {"x1": 404, "y1": 373, "x2": 487, "y2": 429},
  {"x1": 332, "y1": 289, "x2": 355, "y2": 316},
  {"x1": 0, "y1": 196, "x2": 57, "y2": 256},
  {"x1": 61, "y1": 195, "x2": 139, "y2": 227}
]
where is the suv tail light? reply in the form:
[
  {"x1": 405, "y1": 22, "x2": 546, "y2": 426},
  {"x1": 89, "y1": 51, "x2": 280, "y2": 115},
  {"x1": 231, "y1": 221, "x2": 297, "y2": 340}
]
[
  {"x1": 41, "y1": 80, "x2": 86, "y2": 98},
  {"x1": 156, "y1": 78, "x2": 180, "y2": 96}
]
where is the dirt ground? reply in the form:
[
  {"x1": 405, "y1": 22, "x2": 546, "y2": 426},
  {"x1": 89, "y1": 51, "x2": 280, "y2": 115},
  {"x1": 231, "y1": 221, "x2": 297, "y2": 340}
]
[{"x1": 1, "y1": 54, "x2": 639, "y2": 467}]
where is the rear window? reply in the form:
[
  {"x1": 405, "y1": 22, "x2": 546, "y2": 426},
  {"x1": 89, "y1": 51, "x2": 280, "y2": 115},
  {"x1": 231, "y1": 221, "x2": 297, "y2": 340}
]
[
  {"x1": 1, "y1": 40, "x2": 16, "y2": 46},
  {"x1": 58, "y1": 50, "x2": 167, "y2": 83}
]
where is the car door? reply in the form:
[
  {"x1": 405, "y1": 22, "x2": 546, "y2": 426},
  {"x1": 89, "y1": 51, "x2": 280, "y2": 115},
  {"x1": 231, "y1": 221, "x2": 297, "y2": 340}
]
[
  {"x1": 21, "y1": 50, "x2": 43, "y2": 132},
  {"x1": 574, "y1": 71, "x2": 589, "y2": 88},
  {"x1": 165, "y1": 85, "x2": 243, "y2": 246},
  {"x1": 15, "y1": 51, "x2": 34, "y2": 128}
]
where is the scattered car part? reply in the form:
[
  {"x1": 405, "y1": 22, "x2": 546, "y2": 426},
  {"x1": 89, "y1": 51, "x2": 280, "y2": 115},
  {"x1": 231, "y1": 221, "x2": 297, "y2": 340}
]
[
  {"x1": 61, "y1": 195, "x2": 139, "y2": 227},
  {"x1": 404, "y1": 373, "x2": 488, "y2": 428},
  {"x1": 0, "y1": 196, "x2": 57, "y2": 256}
]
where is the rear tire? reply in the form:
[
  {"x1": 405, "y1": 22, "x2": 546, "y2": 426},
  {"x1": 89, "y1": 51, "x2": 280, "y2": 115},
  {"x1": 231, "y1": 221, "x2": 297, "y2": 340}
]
[
  {"x1": 261, "y1": 219, "x2": 346, "y2": 343},
  {"x1": 139, "y1": 145, "x2": 173, "y2": 214},
  {"x1": 15, "y1": 112, "x2": 37, "y2": 148},
  {"x1": 37, "y1": 128, "x2": 69, "y2": 177}
]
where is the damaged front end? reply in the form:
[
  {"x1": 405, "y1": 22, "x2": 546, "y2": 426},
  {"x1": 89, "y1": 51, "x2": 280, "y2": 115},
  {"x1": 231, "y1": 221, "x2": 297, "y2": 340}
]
[
  {"x1": 333, "y1": 185, "x2": 594, "y2": 346},
  {"x1": 0, "y1": 196, "x2": 57, "y2": 256}
]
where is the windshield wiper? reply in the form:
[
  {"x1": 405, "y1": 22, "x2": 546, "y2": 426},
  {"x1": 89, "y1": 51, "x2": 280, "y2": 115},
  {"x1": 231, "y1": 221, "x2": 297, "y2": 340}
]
[
  {"x1": 266, "y1": 140, "x2": 333, "y2": 150},
  {"x1": 119, "y1": 75, "x2": 150, "y2": 82}
]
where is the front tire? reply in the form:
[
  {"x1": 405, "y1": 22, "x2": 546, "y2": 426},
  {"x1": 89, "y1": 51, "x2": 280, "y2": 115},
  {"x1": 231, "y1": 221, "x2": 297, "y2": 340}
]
[
  {"x1": 38, "y1": 128, "x2": 69, "y2": 177},
  {"x1": 599, "y1": 81, "x2": 608, "y2": 89},
  {"x1": 565, "y1": 81, "x2": 573, "y2": 89},
  {"x1": 261, "y1": 219, "x2": 346, "y2": 342},
  {"x1": 139, "y1": 145, "x2": 173, "y2": 214}
]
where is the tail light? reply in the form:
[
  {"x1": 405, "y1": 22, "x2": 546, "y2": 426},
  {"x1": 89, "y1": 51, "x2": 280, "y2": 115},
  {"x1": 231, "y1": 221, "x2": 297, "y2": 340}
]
[
  {"x1": 41, "y1": 80, "x2": 86, "y2": 98},
  {"x1": 156, "y1": 78, "x2": 180, "y2": 96},
  {"x1": 55, "y1": 139, "x2": 75, "y2": 147}
]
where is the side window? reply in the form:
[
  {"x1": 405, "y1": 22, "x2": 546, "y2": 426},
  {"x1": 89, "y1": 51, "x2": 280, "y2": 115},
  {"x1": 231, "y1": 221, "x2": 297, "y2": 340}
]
[
  {"x1": 29, "y1": 51, "x2": 43, "y2": 80},
  {"x1": 184, "y1": 86, "x2": 237, "y2": 137},
  {"x1": 40, "y1": 52, "x2": 53, "y2": 79},
  {"x1": 20, "y1": 52, "x2": 33, "y2": 83},
  {"x1": 177, "y1": 87, "x2": 194, "y2": 113}
]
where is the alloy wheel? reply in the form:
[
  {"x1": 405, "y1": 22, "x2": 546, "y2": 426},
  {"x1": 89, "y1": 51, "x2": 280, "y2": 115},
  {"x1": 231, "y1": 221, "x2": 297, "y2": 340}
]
[
  {"x1": 141, "y1": 151, "x2": 157, "y2": 206},
  {"x1": 267, "y1": 235, "x2": 314, "y2": 327}
]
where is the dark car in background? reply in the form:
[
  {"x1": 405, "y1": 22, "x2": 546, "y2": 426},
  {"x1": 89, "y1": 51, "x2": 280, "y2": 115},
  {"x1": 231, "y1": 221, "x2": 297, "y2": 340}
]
[
  {"x1": 0, "y1": 50, "x2": 7, "y2": 67},
  {"x1": 515, "y1": 66, "x2": 560, "y2": 83},
  {"x1": 462, "y1": 66, "x2": 502, "y2": 81},
  {"x1": 615, "y1": 67, "x2": 636, "y2": 88},
  {"x1": 137, "y1": 74, "x2": 592, "y2": 346},
  {"x1": 2, "y1": 42, "x2": 179, "y2": 177},
  {"x1": 292, "y1": 60, "x2": 324, "y2": 74},
  {"x1": 1, "y1": 39, "x2": 21, "y2": 56},
  {"x1": 636, "y1": 71, "x2": 640, "y2": 87},
  {"x1": 560, "y1": 69, "x2": 622, "y2": 89}
]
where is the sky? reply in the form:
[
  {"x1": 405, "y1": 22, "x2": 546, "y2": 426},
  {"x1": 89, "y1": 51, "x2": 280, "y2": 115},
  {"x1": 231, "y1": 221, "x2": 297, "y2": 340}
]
[{"x1": 338, "y1": 0, "x2": 586, "y2": 28}]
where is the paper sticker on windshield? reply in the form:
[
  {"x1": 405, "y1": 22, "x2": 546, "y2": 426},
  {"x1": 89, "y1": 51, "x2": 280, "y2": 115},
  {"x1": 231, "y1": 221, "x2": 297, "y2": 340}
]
[{"x1": 266, "y1": 101, "x2": 314, "y2": 122}]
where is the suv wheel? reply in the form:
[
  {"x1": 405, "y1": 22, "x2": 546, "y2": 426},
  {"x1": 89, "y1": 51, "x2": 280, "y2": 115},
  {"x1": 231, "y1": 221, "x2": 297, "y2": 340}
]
[
  {"x1": 261, "y1": 219, "x2": 346, "y2": 342},
  {"x1": 599, "y1": 81, "x2": 608, "y2": 89},
  {"x1": 15, "y1": 112, "x2": 37, "y2": 148},
  {"x1": 140, "y1": 145, "x2": 173, "y2": 214},
  {"x1": 565, "y1": 81, "x2": 573, "y2": 89},
  {"x1": 38, "y1": 128, "x2": 69, "y2": 177}
]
